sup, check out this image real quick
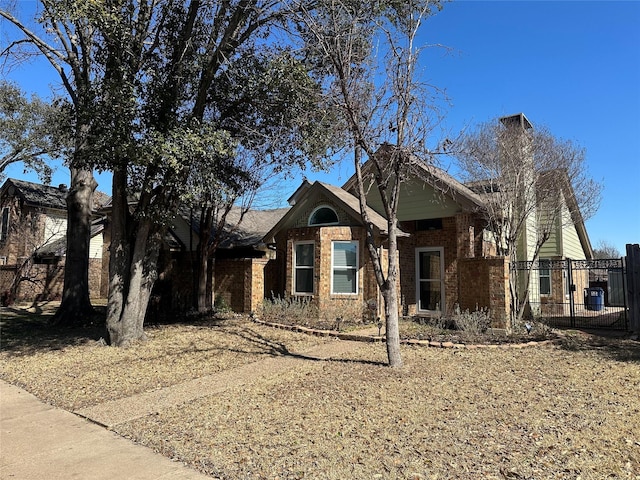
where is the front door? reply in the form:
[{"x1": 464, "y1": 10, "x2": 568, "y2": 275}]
[{"x1": 416, "y1": 247, "x2": 444, "y2": 313}]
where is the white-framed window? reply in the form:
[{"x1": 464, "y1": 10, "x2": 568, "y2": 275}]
[
  {"x1": 308, "y1": 205, "x2": 339, "y2": 226},
  {"x1": 539, "y1": 260, "x2": 551, "y2": 296},
  {"x1": 293, "y1": 241, "x2": 315, "y2": 294},
  {"x1": 331, "y1": 241, "x2": 358, "y2": 294},
  {"x1": 416, "y1": 247, "x2": 445, "y2": 313}
]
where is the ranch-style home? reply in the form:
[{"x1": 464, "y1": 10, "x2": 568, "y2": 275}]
[{"x1": 261, "y1": 158, "x2": 511, "y2": 326}]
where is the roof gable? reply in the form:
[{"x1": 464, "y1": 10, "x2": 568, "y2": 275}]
[
  {"x1": 341, "y1": 149, "x2": 485, "y2": 220},
  {"x1": 263, "y1": 181, "x2": 403, "y2": 244},
  {"x1": 1, "y1": 178, "x2": 68, "y2": 210}
]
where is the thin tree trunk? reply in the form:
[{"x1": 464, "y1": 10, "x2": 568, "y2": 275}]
[
  {"x1": 195, "y1": 206, "x2": 213, "y2": 313},
  {"x1": 52, "y1": 166, "x2": 97, "y2": 325},
  {"x1": 196, "y1": 246, "x2": 209, "y2": 311},
  {"x1": 383, "y1": 223, "x2": 402, "y2": 368}
]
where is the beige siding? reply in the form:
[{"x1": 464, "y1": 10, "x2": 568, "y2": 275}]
[
  {"x1": 365, "y1": 177, "x2": 462, "y2": 221},
  {"x1": 560, "y1": 205, "x2": 586, "y2": 260},
  {"x1": 43, "y1": 213, "x2": 66, "y2": 244},
  {"x1": 89, "y1": 233, "x2": 102, "y2": 259}
]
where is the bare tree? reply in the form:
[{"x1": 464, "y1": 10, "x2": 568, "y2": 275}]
[
  {"x1": 593, "y1": 240, "x2": 621, "y2": 259},
  {"x1": 456, "y1": 114, "x2": 602, "y2": 329},
  {"x1": 296, "y1": 0, "x2": 447, "y2": 367}
]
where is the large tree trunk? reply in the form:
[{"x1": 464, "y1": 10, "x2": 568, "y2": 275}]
[
  {"x1": 51, "y1": 167, "x2": 97, "y2": 325},
  {"x1": 106, "y1": 168, "x2": 130, "y2": 343},
  {"x1": 107, "y1": 215, "x2": 161, "y2": 347}
]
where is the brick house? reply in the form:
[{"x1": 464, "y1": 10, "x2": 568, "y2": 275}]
[
  {"x1": 263, "y1": 160, "x2": 511, "y2": 327},
  {"x1": 0, "y1": 178, "x2": 107, "y2": 303}
]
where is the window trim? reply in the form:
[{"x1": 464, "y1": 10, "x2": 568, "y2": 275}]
[
  {"x1": 415, "y1": 247, "x2": 445, "y2": 314},
  {"x1": 293, "y1": 241, "x2": 315, "y2": 295},
  {"x1": 308, "y1": 205, "x2": 339, "y2": 226},
  {"x1": 331, "y1": 240, "x2": 359, "y2": 295}
]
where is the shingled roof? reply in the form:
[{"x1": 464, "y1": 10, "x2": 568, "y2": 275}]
[
  {"x1": 219, "y1": 207, "x2": 290, "y2": 249},
  {"x1": 186, "y1": 206, "x2": 291, "y2": 249},
  {"x1": 3, "y1": 178, "x2": 68, "y2": 210},
  {"x1": 1, "y1": 178, "x2": 111, "y2": 211}
]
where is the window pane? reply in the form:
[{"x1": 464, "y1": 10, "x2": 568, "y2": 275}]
[
  {"x1": 333, "y1": 269, "x2": 356, "y2": 293},
  {"x1": 295, "y1": 268, "x2": 314, "y2": 293},
  {"x1": 540, "y1": 276, "x2": 551, "y2": 295},
  {"x1": 419, "y1": 281, "x2": 441, "y2": 311},
  {"x1": 419, "y1": 251, "x2": 441, "y2": 280},
  {"x1": 295, "y1": 243, "x2": 314, "y2": 267},
  {"x1": 333, "y1": 243, "x2": 357, "y2": 267},
  {"x1": 309, "y1": 207, "x2": 338, "y2": 225}
]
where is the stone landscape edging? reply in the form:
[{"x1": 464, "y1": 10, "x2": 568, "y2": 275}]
[{"x1": 251, "y1": 318, "x2": 558, "y2": 350}]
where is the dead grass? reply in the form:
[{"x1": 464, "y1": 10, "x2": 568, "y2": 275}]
[
  {"x1": 0, "y1": 303, "x2": 330, "y2": 410},
  {"x1": 2, "y1": 303, "x2": 640, "y2": 479}
]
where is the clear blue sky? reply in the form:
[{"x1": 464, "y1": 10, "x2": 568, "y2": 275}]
[{"x1": 2, "y1": 1, "x2": 639, "y2": 255}]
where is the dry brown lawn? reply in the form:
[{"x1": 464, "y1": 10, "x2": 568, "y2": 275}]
[{"x1": 1, "y1": 303, "x2": 639, "y2": 479}]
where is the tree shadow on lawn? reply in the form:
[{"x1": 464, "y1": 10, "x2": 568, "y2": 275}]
[
  {"x1": 1, "y1": 304, "x2": 108, "y2": 357},
  {"x1": 1, "y1": 308, "x2": 385, "y2": 366},
  {"x1": 221, "y1": 325, "x2": 387, "y2": 367},
  {"x1": 556, "y1": 328, "x2": 640, "y2": 363}
]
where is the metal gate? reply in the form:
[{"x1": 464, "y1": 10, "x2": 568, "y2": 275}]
[{"x1": 512, "y1": 258, "x2": 628, "y2": 330}]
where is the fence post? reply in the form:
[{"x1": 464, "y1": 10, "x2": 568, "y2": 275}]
[{"x1": 626, "y1": 244, "x2": 640, "y2": 336}]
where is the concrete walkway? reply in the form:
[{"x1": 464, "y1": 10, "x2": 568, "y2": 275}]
[
  {"x1": 0, "y1": 381, "x2": 212, "y2": 480},
  {"x1": 1, "y1": 330, "x2": 375, "y2": 479},
  {"x1": 76, "y1": 336, "x2": 369, "y2": 428}
]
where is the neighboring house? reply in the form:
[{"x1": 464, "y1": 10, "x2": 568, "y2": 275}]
[
  {"x1": 0, "y1": 178, "x2": 108, "y2": 303},
  {"x1": 530, "y1": 173, "x2": 593, "y2": 315}
]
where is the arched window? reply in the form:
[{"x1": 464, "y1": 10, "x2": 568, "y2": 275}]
[{"x1": 308, "y1": 206, "x2": 339, "y2": 226}]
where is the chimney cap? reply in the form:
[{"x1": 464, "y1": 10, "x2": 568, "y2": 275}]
[{"x1": 500, "y1": 113, "x2": 533, "y2": 130}]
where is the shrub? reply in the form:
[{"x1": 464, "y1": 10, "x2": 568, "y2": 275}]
[
  {"x1": 450, "y1": 305, "x2": 491, "y2": 334},
  {"x1": 214, "y1": 296, "x2": 232, "y2": 314},
  {"x1": 260, "y1": 295, "x2": 319, "y2": 326}
]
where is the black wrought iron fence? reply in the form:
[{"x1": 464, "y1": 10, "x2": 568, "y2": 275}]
[{"x1": 511, "y1": 258, "x2": 628, "y2": 330}]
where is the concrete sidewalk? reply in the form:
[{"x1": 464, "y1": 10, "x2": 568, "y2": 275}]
[
  {"x1": 0, "y1": 381, "x2": 211, "y2": 480},
  {"x1": 1, "y1": 328, "x2": 378, "y2": 480}
]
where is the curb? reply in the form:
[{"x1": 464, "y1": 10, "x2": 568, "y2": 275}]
[{"x1": 251, "y1": 318, "x2": 558, "y2": 350}]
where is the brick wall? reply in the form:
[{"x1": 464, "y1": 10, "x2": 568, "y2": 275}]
[
  {"x1": 458, "y1": 257, "x2": 509, "y2": 328},
  {"x1": 275, "y1": 225, "x2": 369, "y2": 321},
  {"x1": 399, "y1": 216, "x2": 460, "y2": 315}
]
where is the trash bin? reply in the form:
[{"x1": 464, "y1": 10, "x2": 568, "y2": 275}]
[{"x1": 585, "y1": 287, "x2": 604, "y2": 311}]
